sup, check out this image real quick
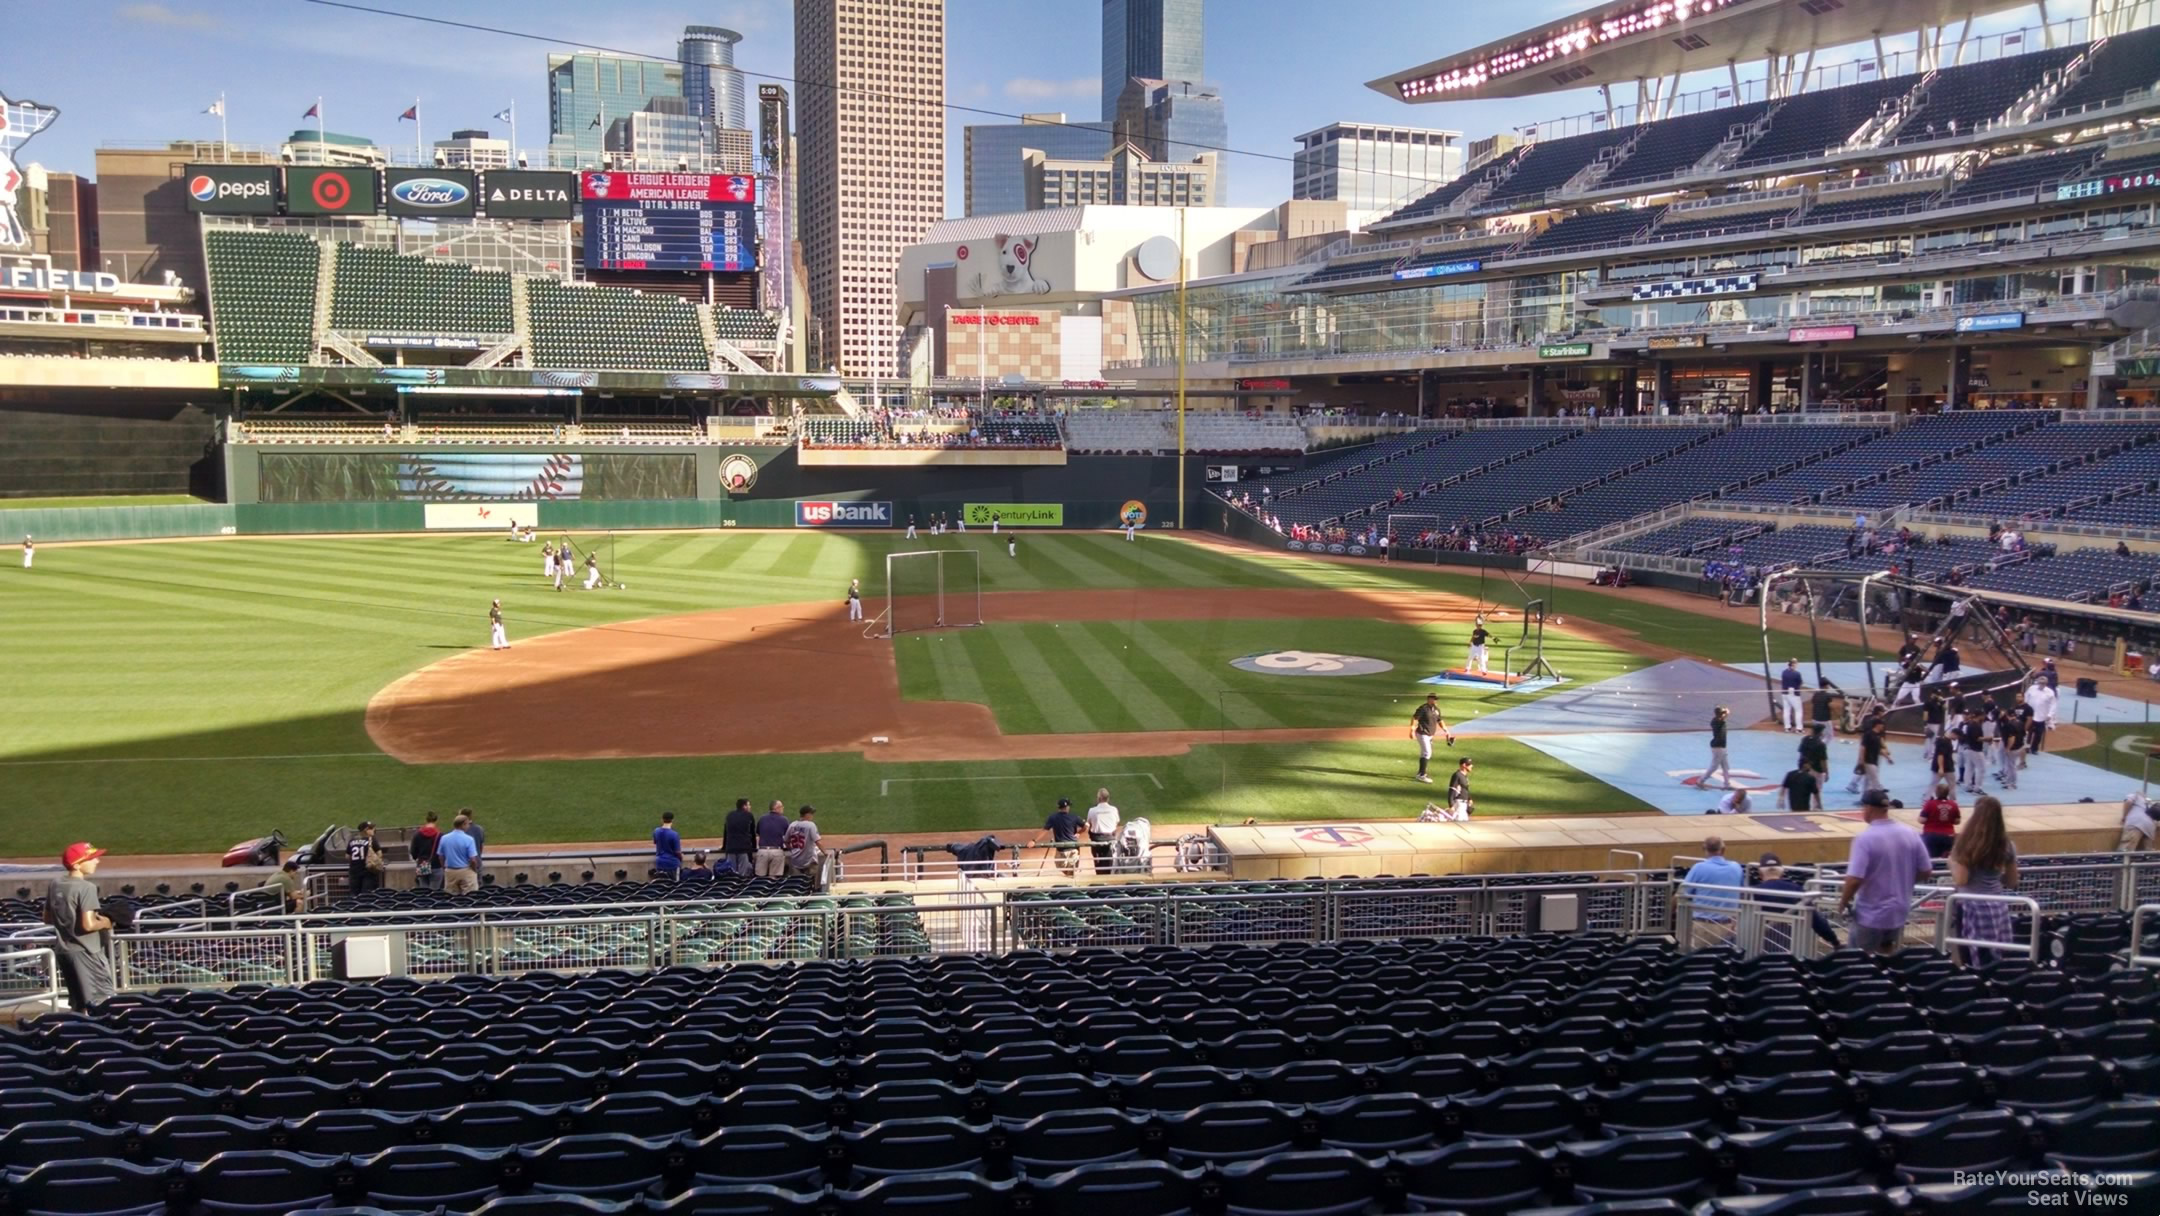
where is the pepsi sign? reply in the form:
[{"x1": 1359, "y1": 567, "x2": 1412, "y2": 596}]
[
  {"x1": 385, "y1": 169, "x2": 476, "y2": 218},
  {"x1": 795, "y1": 500, "x2": 893, "y2": 528},
  {"x1": 183, "y1": 164, "x2": 278, "y2": 215}
]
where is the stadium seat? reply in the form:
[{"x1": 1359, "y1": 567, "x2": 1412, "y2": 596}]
[
  {"x1": 1559, "y1": 1131, "x2": 1722, "y2": 1202},
  {"x1": 1392, "y1": 1138, "x2": 1554, "y2": 1214}
]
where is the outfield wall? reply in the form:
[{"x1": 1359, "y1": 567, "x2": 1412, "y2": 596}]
[{"x1": 26, "y1": 449, "x2": 1216, "y2": 541}]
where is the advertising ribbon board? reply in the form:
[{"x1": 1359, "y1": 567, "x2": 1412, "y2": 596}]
[
  {"x1": 424, "y1": 502, "x2": 537, "y2": 530},
  {"x1": 1788, "y1": 325, "x2": 1858, "y2": 343},
  {"x1": 796, "y1": 500, "x2": 893, "y2": 527},
  {"x1": 1537, "y1": 342, "x2": 1593, "y2": 359},
  {"x1": 964, "y1": 503, "x2": 1063, "y2": 527},
  {"x1": 1953, "y1": 311, "x2": 2026, "y2": 334},
  {"x1": 1647, "y1": 334, "x2": 1708, "y2": 350}
]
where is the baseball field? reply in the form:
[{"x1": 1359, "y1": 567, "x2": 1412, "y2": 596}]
[{"x1": 1, "y1": 529, "x2": 1855, "y2": 857}]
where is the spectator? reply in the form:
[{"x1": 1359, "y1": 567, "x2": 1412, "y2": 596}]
[
  {"x1": 755, "y1": 800, "x2": 790, "y2": 878},
  {"x1": 461, "y1": 810, "x2": 488, "y2": 880},
  {"x1": 1918, "y1": 782, "x2": 1961, "y2": 859},
  {"x1": 1681, "y1": 836, "x2": 1745, "y2": 949},
  {"x1": 1837, "y1": 790, "x2": 1934, "y2": 955},
  {"x1": 261, "y1": 858, "x2": 305, "y2": 914},
  {"x1": 438, "y1": 815, "x2": 480, "y2": 895},
  {"x1": 1949, "y1": 794, "x2": 2020, "y2": 961},
  {"x1": 1713, "y1": 787, "x2": 1752, "y2": 814},
  {"x1": 652, "y1": 811, "x2": 683, "y2": 878},
  {"x1": 1752, "y1": 854, "x2": 1841, "y2": 953},
  {"x1": 409, "y1": 811, "x2": 443, "y2": 891},
  {"x1": 1032, "y1": 797, "x2": 1084, "y2": 877},
  {"x1": 2121, "y1": 792, "x2": 2155, "y2": 852},
  {"x1": 346, "y1": 821, "x2": 383, "y2": 895},
  {"x1": 721, "y1": 798, "x2": 757, "y2": 876},
  {"x1": 783, "y1": 806, "x2": 823, "y2": 880},
  {"x1": 681, "y1": 851, "x2": 714, "y2": 881},
  {"x1": 1085, "y1": 788, "x2": 1121, "y2": 875},
  {"x1": 43, "y1": 843, "x2": 116, "y2": 1010}
]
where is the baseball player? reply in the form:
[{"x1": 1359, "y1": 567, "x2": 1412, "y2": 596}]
[
  {"x1": 552, "y1": 545, "x2": 569, "y2": 592},
  {"x1": 542, "y1": 543, "x2": 556, "y2": 581},
  {"x1": 583, "y1": 551, "x2": 602, "y2": 590},
  {"x1": 956, "y1": 513, "x2": 966, "y2": 533},
  {"x1": 1779, "y1": 659, "x2": 1804, "y2": 731},
  {"x1": 1698, "y1": 706, "x2": 1734, "y2": 789},
  {"x1": 847, "y1": 578, "x2": 863, "y2": 621},
  {"x1": 488, "y1": 599, "x2": 508, "y2": 650},
  {"x1": 992, "y1": 512, "x2": 1001, "y2": 534},
  {"x1": 1123, "y1": 514, "x2": 1138, "y2": 542},
  {"x1": 906, "y1": 515, "x2": 918, "y2": 540},
  {"x1": 1008, "y1": 534, "x2": 1017, "y2": 559},
  {"x1": 1409, "y1": 693, "x2": 1454, "y2": 783},
  {"x1": 20, "y1": 536, "x2": 31, "y2": 570},
  {"x1": 1467, "y1": 620, "x2": 1491, "y2": 675}
]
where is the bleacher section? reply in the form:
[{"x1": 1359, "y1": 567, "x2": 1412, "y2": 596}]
[
  {"x1": 1734, "y1": 77, "x2": 1916, "y2": 169},
  {"x1": 527, "y1": 280, "x2": 710, "y2": 371},
  {"x1": 1796, "y1": 190, "x2": 1937, "y2": 227},
  {"x1": 1945, "y1": 146, "x2": 2101, "y2": 203},
  {"x1": 329, "y1": 245, "x2": 514, "y2": 337},
  {"x1": 1250, "y1": 429, "x2": 1560, "y2": 527},
  {"x1": 1518, "y1": 207, "x2": 1664, "y2": 256},
  {"x1": 1517, "y1": 424, "x2": 1885, "y2": 543},
  {"x1": 1604, "y1": 103, "x2": 1773, "y2": 186},
  {"x1": 1961, "y1": 443, "x2": 2160, "y2": 522},
  {"x1": 1727, "y1": 411, "x2": 2054, "y2": 505},
  {"x1": 1969, "y1": 546, "x2": 2160, "y2": 602},
  {"x1": 1835, "y1": 420, "x2": 2151, "y2": 510},
  {"x1": 3, "y1": 930, "x2": 2154, "y2": 1213},
  {"x1": 2048, "y1": 23, "x2": 2160, "y2": 111},
  {"x1": 1176, "y1": 412, "x2": 1305, "y2": 455},
  {"x1": 712, "y1": 306, "x2": 780, "y2": 346},
  {"x1": 203, "y1": 229, "x2": 320, "y2": 365},
  {"x1": 1382, "y1": 146, "x2": 1530, "y2": 224},
  {"x1": 1897, "y1": 46, "x2": 2083, "y2": 137},
  {"x1": 1480, "y1": 128, "x2": 1639, "y2": 210},
  {"x1": 1648, "y1": 206, "x2": 1798, "y2": 242}
]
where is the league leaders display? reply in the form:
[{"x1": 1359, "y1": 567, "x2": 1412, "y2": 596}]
[{"x1": 581, "y1": 172, "x2": 757, "y2": 272}]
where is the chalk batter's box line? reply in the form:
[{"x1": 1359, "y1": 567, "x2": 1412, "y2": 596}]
[{"x1": 880, "y1": 771, "x2": 1167, "y2": 797}]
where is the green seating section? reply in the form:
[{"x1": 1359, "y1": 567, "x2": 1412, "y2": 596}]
[
  {"x1": 713, "y1": 306, "x2": 780, "y2": 344},
  {"x1": 204, "y1": 230, "x2": 320, "y2": 365},
  {"x1": 329, "y1": 244, "x2": 513, "y2": 336},
  {"x1": 527, "y1": 280, "x2": 710, "y2": 370}
]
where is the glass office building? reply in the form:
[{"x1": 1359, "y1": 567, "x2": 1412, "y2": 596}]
[
  {"x1": 964, "y1": 114, "x2": 1112, "y2": 216},
  {"x1": 1113, "y1": 79, "x2": 1228, "y2": 200},
  {"x1": 1293, "y1": 122, "x2": 1465, "y2": 211},
  {"x1": 680, "y1": 26, "x2": 749, "y2": 133},
  {"x1": 1101, "y1": 0, "x2": 1205, "y2": 122},
  {"x1": 546, "y1": 52, "x2": 682, "y2": 169}
]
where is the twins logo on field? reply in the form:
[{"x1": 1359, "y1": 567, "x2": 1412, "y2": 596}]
[{"x1": 1228, "y1": 651, "x2": 1394, "y2": 677}]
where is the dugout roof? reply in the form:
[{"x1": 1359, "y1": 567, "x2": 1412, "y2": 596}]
[{"x1": 1370, "y1": 0, "x2": 2038, "y2": 102}]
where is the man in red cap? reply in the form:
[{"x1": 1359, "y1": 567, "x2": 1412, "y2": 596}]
[{"x1": 43, "y1": 843, "x2": 116, "y2": 1009}]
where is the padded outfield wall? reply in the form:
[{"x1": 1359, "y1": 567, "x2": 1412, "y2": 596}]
[{"x1": 0, "y1": 443, "x2": 1220, "y2": 542}]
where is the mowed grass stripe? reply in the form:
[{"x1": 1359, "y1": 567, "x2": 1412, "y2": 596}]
[
  {"x1": 1066, "y1": 619, "x2": 1209, "y2": 731},
  {"x1": 913, "y1": 628, "x2": 992, "y2": 711},
  {"x1": 973, "y1": 625, "x2": 1085, "y2": 735},
  {"x1": 1019, "y1": 622, "x2": 1157, "y2": 738},
  {"x1": 1130, "y1": 619, "x2": 1287, "y2": 728},
  {"x1": 1015, "y1": 534, "x2": 1141, "y2": 593}
]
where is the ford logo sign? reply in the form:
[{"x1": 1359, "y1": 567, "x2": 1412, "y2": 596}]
[{"x1": 390, "y1": 177, "x2": 470, "y2": 208}]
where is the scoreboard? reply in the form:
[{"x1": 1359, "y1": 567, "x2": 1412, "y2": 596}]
[{"x1": 580, "y1": 172, "x2": 759, "y2": 273}]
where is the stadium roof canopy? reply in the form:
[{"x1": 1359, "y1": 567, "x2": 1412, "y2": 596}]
[{"x1": 1370, "y1": 0, "x2": 2039, "y2": 102}]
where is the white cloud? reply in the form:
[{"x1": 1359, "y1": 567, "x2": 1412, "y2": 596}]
[
  {"x1": 119, "y1": 2, "x2": 216, "y2": 29},
  {"x1": 1003, "y1": 75, "x2": 1096, "y2": 101}
]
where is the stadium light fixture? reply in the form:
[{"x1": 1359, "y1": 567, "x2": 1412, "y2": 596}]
[{"x1": 1394, "y1": 0, "x2": 1744, "y2": 99}]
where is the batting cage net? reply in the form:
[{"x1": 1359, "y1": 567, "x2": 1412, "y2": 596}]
[
  {"x1": 885, "y1": 550, "x2": 983, "y2": 637},
  {"x1": 1384, "y1": 513, "x2": 1448, "y2": 559}
]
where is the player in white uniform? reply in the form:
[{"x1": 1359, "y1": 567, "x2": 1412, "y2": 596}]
[
  {"x1": 1008, "y1": 535, "x2": 1017, "y2": 559},
  {"x1": 583, "y1": 552, "x2": 602, "y2": 590},
  {"x1": 543, "y1": 543, "x2": 556, "y2": 581},
  {"x1": 488, "y1": 599, "x2": 508, "y2": 650},
  {"x1": 905, "y1": 516, "x2": 918, "y2": 540},
  {"x1": 20, "y1": 536, "x2": 31, "y2": 569},
  {"x1": 992, "y1": 513, "x2": 1001, "y2": 534},
  {"x1": 1467, "y1": 621, "x2": 1490, "y2": 675},
  {"x1": 847, "y1": 579, "x2": 863, "y2": 621},
  {"x1": 1124, "y1": 518, "x2": 1137, "y2": 542}
]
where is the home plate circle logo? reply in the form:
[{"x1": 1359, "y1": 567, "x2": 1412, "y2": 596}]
[{"x1": 1230, "y1": 651, "x2": 1394, "y2": 677}]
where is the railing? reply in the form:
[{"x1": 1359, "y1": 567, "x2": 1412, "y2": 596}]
[
  {"x1": 1940, "y1": 891, "x2": 2046, "y2": 963},
  {"x1": 0, "y1": 945, "x2": 60, "y2": 1012},
  {"x1": 2131, "y1": 904, "x2": 2160, "y2": 969},
  {"x1": 1666, "y1": 185, "x2": 1806, "y2": 215}
]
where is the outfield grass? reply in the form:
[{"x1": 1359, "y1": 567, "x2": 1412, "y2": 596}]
[
  {"x1": 0, "y1": 494, "x2": 211, "y2": 510},
  {"x1": 0, "y1": 531, "x2": 1823, "y2": 855}
]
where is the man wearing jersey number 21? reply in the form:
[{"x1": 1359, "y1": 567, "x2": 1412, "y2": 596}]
[{"x1": 1410, "y1": 693, "x2": 1455, "y2": 783}]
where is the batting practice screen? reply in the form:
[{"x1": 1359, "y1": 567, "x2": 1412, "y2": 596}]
[{"x1": 885, "y1": 550, "x2": 982, "y2": 636}]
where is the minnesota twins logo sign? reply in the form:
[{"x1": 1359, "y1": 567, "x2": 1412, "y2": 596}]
[{"x1": 0, "y1": 94, "x2": 60, "y2": 249}]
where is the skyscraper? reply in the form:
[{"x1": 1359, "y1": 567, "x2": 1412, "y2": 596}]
[
  {"x1": 796, "y1": 0, "x2": 946, "y2": 377},
  {"x1": 680, "y1": 26, "x2": 749, "y2": 133},
  {"x1": 546, "y1": 52, "x2": 681, "y2": 169},
  {"x1": 1101, "y1": 0, "x2": 1205, "y2": 123},
  {"x1": 1113, "y1": 78, "x2": 1228, "y2": 199},
  {"x1": 964, "y1": 114, "x2": 1111, "y2": 216},
  {"x1": 1293, "y1": 122, "x2": 1464, "y2": 211}
]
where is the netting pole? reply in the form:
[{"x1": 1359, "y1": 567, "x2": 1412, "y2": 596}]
[{"x1": 937, "y1": 554, "x2": 946, "y2": 628}]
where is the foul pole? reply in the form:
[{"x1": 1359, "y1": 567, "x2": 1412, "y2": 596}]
[{"x1": 1176, "y1": 206, "x2": 1188, "y2": 531}]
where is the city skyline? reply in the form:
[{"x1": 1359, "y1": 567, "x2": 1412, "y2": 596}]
[{"x1": 10, "y1": 1, "x2": 2050, "y2": 213}]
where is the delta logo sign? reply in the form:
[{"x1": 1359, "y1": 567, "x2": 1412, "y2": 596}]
[
  {"x1": 795, "y1": 500, "x2": 894, "y2": 528},
  {"x1": 388, "y1": 177, "x2": 471, "y2": 210}
]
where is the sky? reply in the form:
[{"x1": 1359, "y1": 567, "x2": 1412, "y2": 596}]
[{"x1": 13, "y1": 0, "x2": 2051, "y2": 214}]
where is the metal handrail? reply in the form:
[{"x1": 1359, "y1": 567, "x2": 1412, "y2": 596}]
[
  {"x1": 1939, "y1": 891, "x2": 2046, "y2": 962},
  {"x1": 0, "y1": 946, "x2": 61, "y2": 1011},
  {"x1": 2131, "y1": 903, "x2": 2160, "y2": 969}
]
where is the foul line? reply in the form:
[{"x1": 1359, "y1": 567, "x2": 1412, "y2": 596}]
[
  {"x1": 0, "y1": 752, "x2": 392, "y2": 768},
  {"x1": 880, "y1": 771, "x2": 1166, "y2": 797}
]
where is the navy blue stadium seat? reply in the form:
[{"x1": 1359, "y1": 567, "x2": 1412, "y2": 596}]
[{"x1": 1392, "y1": 1138, "x2": 1554, "y2": 1214}]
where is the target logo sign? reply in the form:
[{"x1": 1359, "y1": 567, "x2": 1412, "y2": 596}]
[
  {"x1": 289, "y1": 167, "x2": 377, "y2": 216},
  {"x1": 312, "y1": 173, "x2": 351, "y2": 210}
]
